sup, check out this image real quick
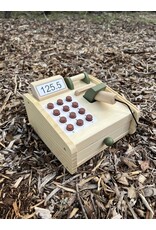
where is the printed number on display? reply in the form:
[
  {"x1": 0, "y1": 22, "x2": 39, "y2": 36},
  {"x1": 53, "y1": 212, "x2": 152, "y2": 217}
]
[{"x1": 36, "y1": 79, "x2": 66, "y2": 97}]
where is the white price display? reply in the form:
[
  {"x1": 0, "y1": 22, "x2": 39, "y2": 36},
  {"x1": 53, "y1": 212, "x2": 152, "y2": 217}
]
[{"x1": 36, "y1": 79, "x2": 66, "y2": 97}]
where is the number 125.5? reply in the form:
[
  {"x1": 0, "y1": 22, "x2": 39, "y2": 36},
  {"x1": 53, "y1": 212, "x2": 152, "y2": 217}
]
[
  {"x1": 37, "y1": 79, "x2": 65, "y2": 97},
  {"x1": 41, "y1": 81, "x2": 62, "y2": 94}
]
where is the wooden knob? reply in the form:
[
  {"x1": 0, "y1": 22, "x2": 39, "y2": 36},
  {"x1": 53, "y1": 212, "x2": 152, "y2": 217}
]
[{"x1": 103, "y1": 137, "x2": 114, "y2": 146}]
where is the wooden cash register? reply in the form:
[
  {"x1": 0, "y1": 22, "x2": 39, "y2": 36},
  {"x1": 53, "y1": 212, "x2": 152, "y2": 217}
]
[{"x1": 23, "y1": 73, "x2": 140, "y2": 174}]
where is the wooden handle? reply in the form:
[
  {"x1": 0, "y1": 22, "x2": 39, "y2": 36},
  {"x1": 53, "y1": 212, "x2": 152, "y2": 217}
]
[
  {"x1": 95, "y1": 91, "x2": 116, "y2": 104},
  {"x1": 71, "y1": 73, "x2": 85, "y2": 82},
  {"x1": 75, "y1": 83, "x2": 95, "y2": 96}
]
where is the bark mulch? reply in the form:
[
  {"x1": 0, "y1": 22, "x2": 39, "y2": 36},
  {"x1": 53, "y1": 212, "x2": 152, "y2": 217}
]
[{"x1": 0, "y1": 12, "x2": 155, "y2": 219}]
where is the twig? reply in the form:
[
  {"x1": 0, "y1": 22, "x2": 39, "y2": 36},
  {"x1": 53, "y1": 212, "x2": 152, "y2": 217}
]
[
  {"x1": 139, "y1": 193, "x2": 154, "y2": 216},
  {"x1": 90, "y1": 192, "x2": 97, "y2": 216},
  {"x1": 0, "y1": 91, "x2": 12, "y2": 113},
  {"x1": 14, "y1": 75, "x2": 18, "y2": 94},
  {"x1": 43, "y1": 12, "x2": 49, "y2": 21},
  {"x1": 76, "y1": 184, "x2": 88, "y2": 219},
  {"x1": 52, "y1": 182, "x2": 76, "y2": 193},
  {"x1": 134, "y1": 71, "x2": 156, "y2": 76},
  {"x1": 92, "y1": 158, "x2": 105, "y2": 172},
  {"x1": 123, "y1": 49, "x2": 153, "y2": 54},
  {"x1": 45, "y1": 174, "x2": 80, "y2": 204},
  {"x1": 0, "y1": 141, "x2": 5, "y2": 148},
  {"x1": 126, "y1": 200, "x2": 138, "y2": 219},
  {"x1": 30, "y1": 200, "x2": 45, "y2": 210}
]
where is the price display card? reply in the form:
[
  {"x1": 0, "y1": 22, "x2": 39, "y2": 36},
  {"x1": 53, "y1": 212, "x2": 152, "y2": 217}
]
[{"x1": 30, "y1": 75, "x2": 68, "y2": 100}]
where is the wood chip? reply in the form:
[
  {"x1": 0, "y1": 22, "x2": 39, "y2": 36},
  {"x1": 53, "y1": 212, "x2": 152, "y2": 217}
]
[
  {"x1": 69, "y1": 208, "x2": 79, "y2": 218},
  {"x1": 127, "y1": 185, "x2": 137, "y2": 199},
  {"x1": 139, "y1": 160, "x2": 150, "y2": 172},
  {"x1": 78, "y1": 176, "x2": 95, "y2": 187},
  {"x1": 12, "y1": 176, "x2": 24, "y2": 188},
  {"x1": 121, "y1": 156, "x2": 137, "y2": 169},
  {"x1": 116, "y1": 173, "x2": 129, "y2": 186},
  {"x1": 139, "y1": 193, "x2": 154, "y2": 216},
  {"x1": 126, "y1": 200, "x2": 138, "y2": 219},
  {"x1": 138, "y1": 174, "x2": 146, "y2": 184},
  {"x1": 53, "y1": 182, "x2": 76, "y2": 193},
  {"x1": 38, "y1": 172, "x2": 56, "y2": 193},
  {"x1": 92, "y1": 158, "x2": 105, "y2": 172},
  {"x1": 0, "y1": 91, "x2": 12, "y2": 113},
  {"x1": 143, "y1": 187, "x2": 156, "y2": 197},
  {"x1": 35, "y1": 207, "x2": 51, "y2": 219}
]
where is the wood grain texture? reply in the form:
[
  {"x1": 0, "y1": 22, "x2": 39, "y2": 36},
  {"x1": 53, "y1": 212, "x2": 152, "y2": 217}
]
[
  {"x1": 23, "y1": 74, "x2": 140, "y2": 174},
  {"x1": 23, "y1": 93, "x2": 77, "y2": 174}
]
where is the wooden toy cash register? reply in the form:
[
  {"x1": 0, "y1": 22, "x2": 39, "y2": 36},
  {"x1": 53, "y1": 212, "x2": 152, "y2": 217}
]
[{"x1": 23, "y1": 73, "x2": 140, "y2": 174}]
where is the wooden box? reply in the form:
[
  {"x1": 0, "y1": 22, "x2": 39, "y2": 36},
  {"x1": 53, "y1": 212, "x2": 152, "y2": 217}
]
[{"x1": 23, "y1": 74, "x2": 140, "y2": 174}]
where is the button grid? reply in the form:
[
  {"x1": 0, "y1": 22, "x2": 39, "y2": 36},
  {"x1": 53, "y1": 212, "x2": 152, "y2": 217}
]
[{"x1": 43, "y1": 96, "x2": 96, "y2": 135}]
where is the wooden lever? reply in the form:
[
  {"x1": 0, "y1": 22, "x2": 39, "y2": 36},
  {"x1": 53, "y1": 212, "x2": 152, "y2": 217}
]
[{"x1": 75, "y1": 83, "x2": 95, "y2": 96}]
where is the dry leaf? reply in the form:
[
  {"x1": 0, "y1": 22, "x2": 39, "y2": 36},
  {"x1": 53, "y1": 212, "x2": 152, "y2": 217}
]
[
  {"x1": 121, "y1": 156, "x2": 137, "y2": 169},
  {"x1": 139, "y1": 160, "x2": 150, "y2": 172},
  {"x1": 116, "y1": 173, "x2": 129, "y2": 186},
  {"x1": 38, "y1": 172, "x2": 56, "y2": 193}
]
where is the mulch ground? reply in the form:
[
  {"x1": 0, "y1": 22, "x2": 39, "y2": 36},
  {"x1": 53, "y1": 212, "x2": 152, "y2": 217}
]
[{"x1": 0, "y1": 12, "x2": 156, "y2": 219}]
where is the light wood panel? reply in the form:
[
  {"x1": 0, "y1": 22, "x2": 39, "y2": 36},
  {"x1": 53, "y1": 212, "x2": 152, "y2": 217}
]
[{"x1": 23, "y1": 74, "x2": 140, "y2": 174}]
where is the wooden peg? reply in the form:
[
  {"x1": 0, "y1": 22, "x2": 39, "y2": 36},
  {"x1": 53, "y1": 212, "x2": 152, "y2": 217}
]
[
  {"x1": 64, "y1": 72, "x2": 90, "y2": 90},
  {"x1": 74, "y1": 83, "x2": 95, "y2": 96}
]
